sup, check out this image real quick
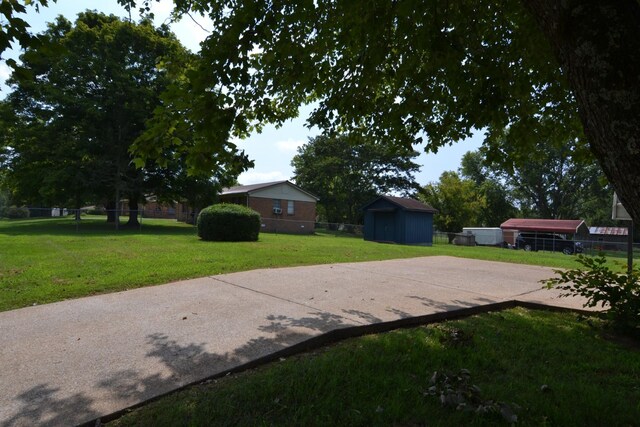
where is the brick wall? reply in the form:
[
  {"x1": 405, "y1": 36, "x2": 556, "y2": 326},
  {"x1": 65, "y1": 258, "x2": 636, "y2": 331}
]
[
  {"x1": 142, "y1": 201, "x2": 177, "y2": 219},
  {"x1": 248, "y1": 197, "x2": 316, "y2": 234}
]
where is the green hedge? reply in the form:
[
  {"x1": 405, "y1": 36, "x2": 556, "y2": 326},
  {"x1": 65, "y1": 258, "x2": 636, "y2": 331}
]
[
  {"x1": 197, "y1": 203, "x2": 261, "y2": 241},
  {"x1": 5, "y1": 206, "x2": 30, "y2": 219}
]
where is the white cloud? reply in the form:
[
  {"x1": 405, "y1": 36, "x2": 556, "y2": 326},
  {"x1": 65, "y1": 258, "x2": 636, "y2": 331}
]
[
  {"x1": 0, "y1": 62, "x2": 12, "y2": 83},
  {"x1": 237, "y1": 170, "x2": 290, "y2": 185},
  {"x1": 276, "y1": 138, "x2": 305, "y2": 153}
]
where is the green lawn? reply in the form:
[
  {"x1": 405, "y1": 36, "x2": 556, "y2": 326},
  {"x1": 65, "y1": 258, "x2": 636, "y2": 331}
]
[
  {"x1": 108, "y1": 307, "x2": 640, "y2": 426},
  {"x1": 0, "y1": 216, "x2": 631, "y2": 312}
]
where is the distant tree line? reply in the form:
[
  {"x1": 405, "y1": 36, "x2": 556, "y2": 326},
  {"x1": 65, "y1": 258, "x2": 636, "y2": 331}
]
[
  {"x1": 419, "y1": 143, "x2": 614, "y2": 233},
  {"x1": 291, "y1": 133, "x2": 613, "y2": 230},
  {"x1": 291, "y1": 133, "x2": 421, "y2": 225}
]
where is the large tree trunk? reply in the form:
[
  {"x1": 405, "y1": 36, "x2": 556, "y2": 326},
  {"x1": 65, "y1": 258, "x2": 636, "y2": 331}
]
[
  {"x1": 106, "y1": 200, "x2": 116, "y2": 223},
  {"x1": 126, "y1": 194, "x2": 140, "y2": 227},
  {"x1": 523, "y1": 0, "x2": 640, "y2": 223}
]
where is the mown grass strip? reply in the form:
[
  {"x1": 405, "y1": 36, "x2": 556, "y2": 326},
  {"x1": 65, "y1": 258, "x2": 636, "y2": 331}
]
[{"x1": 106, "y1": 307, "x2": 640, "y2": 426}]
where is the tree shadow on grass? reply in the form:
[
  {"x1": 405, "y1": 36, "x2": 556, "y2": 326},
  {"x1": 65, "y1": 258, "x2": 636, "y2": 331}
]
[{"x1": 0, "y1": 217, "x2": 197, "y2": 237}]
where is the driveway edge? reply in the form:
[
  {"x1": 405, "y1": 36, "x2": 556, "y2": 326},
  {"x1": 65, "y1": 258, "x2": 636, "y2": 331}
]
[{"x1": 82, "y1": 301, "x2": 597, "y2": 427}]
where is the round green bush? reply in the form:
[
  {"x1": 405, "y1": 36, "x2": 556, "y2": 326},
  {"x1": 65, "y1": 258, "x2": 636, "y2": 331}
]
[
  {"x1": 197, "y1": 203, "x2": 261, "y2": 241},
  {"x1": 5, "y1": 206, "x2": 30, "y2": 219}
]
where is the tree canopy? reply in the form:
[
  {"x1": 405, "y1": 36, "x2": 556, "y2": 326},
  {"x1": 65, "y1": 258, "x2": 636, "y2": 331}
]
[
  {"x1": 478, "y1": 138, "x2": 613, "y2": 224},
  {"x1": 420, "y1": 171, "x2": 486, "y2": 236},
  {"x1": 291, "y1": 133, "x2": 420, "y2": 224},
  {"x1": 161, "y1": 0, "x2": 638, "y2": 224},
  {"x1": 459, "y1": 151, "x2": 517, "y2": 226},
  {"x1": 422, "y1": 146, "x2": 611, "y2": 233},
  {"x1": 1, "y1": 11, "x2": 243, "y2": 223},
  {"x1": 3, "y1": 1, "x2": 639, "y2": 223},
  {"x1": 0, "y1": 1, "x2": 53, "y2": 61}
]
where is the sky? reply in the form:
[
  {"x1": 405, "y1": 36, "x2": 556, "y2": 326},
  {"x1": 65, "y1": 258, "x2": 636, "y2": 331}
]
[{"x1": 1, "y1": 0, "x2": 483, "y2": 186}]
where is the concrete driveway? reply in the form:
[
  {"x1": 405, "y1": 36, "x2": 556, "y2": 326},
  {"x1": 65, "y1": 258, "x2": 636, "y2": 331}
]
[{"x1": 0, "y1": 256, "x2": 587, "y2": 426}]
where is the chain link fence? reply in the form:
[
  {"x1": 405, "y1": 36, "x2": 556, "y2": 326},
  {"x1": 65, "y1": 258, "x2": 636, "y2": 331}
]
[{"x1": 2, "y1": 207, "x2": 368, "y2": 236}]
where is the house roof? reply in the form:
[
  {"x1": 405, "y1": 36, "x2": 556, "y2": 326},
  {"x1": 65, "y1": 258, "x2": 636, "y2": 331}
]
[
  {"x1": 500, "y1": 218, "x2": 586, "y2": 234},
  {"x1": 589, "y1": 226, "x2": 628, "y2": 236},
  {"x1": 221, "y1": 180, "x2": 287, "y2": 195},
  {"x1": 221, "y1": 180, "x2": 319, "y2": 200},
  {"x1": 363, "y1": 195, "x2": 438, "y2": 213}
]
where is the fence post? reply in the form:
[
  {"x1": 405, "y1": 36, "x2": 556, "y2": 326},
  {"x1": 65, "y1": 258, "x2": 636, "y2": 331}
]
[{"x1": 628, "y1": 221, "x2": 634, "y2": 274}]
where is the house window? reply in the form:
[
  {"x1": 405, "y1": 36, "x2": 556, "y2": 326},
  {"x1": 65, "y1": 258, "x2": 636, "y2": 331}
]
[
  {"x1": 287, "y1": 200, "x2": 295, "y2": 215},
  {"x1": 273, "y1": 199, "x2": 281, "y2": 214}
]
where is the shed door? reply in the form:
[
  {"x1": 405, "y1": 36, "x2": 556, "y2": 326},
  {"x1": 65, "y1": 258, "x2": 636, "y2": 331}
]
[{"x1": 374, "y1": 212, "x2": 395, "y2": 242}]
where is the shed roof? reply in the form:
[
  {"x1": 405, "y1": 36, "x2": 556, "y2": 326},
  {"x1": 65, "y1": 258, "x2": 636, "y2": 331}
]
[
  {"x1": 221, "y1": 180, "x2": 319, "y2": 200},
  {"x1": 589, "y1": 226, "x2": 628, "y2": 236},
  {"x1": 363, "y1": 195, "x2": 438, "y2": 213},
  {"x1": 500, "y1": 218, "x2": 586, "y2": 234}
]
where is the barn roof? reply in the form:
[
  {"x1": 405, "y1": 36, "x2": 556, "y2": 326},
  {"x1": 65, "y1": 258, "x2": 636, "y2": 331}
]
[
  {"x1": 589, "y1": 226, "x2": 628, "y2": 236},
  {"x1": 500, "y1": 218, "x2": 587, "y2": 234},
  {"x1": 363, "y1": 195, "x2": 438, "y2": 213}
]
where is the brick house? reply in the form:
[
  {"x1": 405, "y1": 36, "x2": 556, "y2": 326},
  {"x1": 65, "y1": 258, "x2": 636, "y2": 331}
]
[
  {"x1": 219, "y1": 181, "x2": 319, "y2": 234},
  {"x1": 144, "y1": 199, "x2": 195, "y2": 223},
  {"x1": 140, "y1": 196, "x2": 178, "y2": 219},
  {"x1": 119, "y1": 197, "x2": 195, "y2": 223}
]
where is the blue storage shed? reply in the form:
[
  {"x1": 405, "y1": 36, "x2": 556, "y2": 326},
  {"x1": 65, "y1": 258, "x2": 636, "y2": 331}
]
[{"x1": 362, "y1": 196, "x2": 438, "y2": 245}]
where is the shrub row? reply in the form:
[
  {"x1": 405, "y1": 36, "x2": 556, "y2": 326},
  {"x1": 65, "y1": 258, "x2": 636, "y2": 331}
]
[{"x1": 2, "y1": 206, "x2": 30, "y2": 219}]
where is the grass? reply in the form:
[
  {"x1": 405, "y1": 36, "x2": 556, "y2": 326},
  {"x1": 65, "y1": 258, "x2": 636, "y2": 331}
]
[
  {"x1": 107, "y1": 307, "x2": 640, "y2": 426},
  {"x1": 1, "y1": 216, "x2": 633, "y2": 313}
]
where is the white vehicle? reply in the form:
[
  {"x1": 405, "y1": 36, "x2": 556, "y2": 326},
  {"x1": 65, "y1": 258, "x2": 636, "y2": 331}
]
[{"x1": 462, "y1": 227, "x2": 504, "y2": 246}]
